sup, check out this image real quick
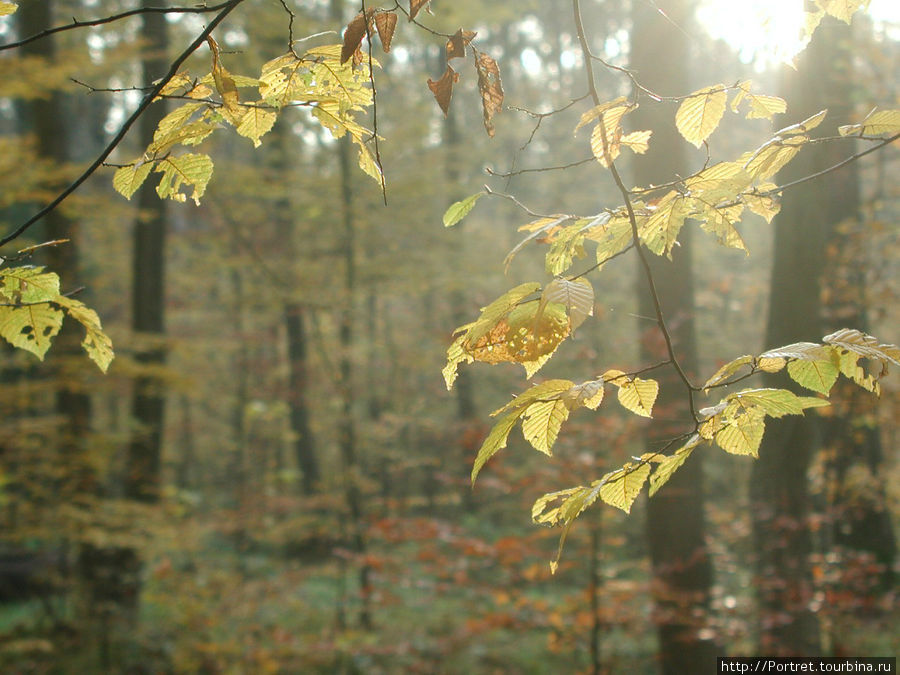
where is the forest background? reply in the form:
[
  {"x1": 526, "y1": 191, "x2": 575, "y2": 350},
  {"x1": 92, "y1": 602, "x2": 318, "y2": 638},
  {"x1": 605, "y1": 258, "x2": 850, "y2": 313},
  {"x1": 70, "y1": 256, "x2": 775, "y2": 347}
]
[{"x1": 0, "y1": 0, "x2": 897, "y2": 673}]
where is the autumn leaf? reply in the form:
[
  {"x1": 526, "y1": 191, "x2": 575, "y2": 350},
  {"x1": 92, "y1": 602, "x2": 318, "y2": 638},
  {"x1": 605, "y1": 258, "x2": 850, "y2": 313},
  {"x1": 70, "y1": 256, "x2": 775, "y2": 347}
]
[
  {"x1": 474, "y1": 49, "x2": 503, "y2": 137},
  {"x1": 0, "y1": 304, "x2": 63, "y2": 360},
  {"x1": 446, "y1": 28, "x2": 476, "y2": 60},
  {"x1": 443, "y1": 191, "x2": 483, "y2": 227},
  {"x1": 839, "y1": 109, "x2": 900, "y2": 137},
  {"x1": 374, "y1": 11, "x2": 398, "y2": 53},
  {"x1": 0, "y1": 2, "x2": 18, "y2": 16},
  {"x1": 409, "y1": 0, "x2": 430, "y2": 21},
  {"x1": 676, "y1": 84, "x2": 727, "y2": 147},
  {"x1": 427, "y1": 65, "x2": 460, "y2": 117},
  {"x1": 341, "y1": 11, "x2": 370, "y2": 65}
]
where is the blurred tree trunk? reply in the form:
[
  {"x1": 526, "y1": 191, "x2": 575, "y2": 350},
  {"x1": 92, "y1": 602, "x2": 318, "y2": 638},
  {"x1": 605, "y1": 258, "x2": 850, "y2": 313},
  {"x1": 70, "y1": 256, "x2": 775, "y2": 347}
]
[
  {"x1": 630, "y1": 2, "x2": 718, "y2": 673},
  {"x1": 818, "y1": 26, "x2": 896, "y2": 601},
  {"x1": 126, "y1": 0, "x2": 169, "y2": 503},
  {"x1": 20, "y1": 0, "x2": 94, "y2": 500},
  {"x1": 443, "y1": 101, "x2": 480, "y2": 511},
  {"x1": 749, "y1": 15, "x2": 862, "y2": 657},
  {"x1": 331, "y1": 0, "x2": 371, "y2": 630}
]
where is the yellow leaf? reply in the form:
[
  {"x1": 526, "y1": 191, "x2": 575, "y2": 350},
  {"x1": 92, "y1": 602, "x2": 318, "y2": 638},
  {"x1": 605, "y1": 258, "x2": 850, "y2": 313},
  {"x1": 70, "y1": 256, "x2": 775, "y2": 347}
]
[
  {"x1": 0, "y1": 2, "x2": 17, "y2": 16},
  {"x1": 540, "y1": 278, "x2": 594, "y2": 331},
  {"x1": 599, "y1": 462, "x2": 652, "y2": 513},
  {"x1": 787, "y1": 359, "x2": 839, "y2": 395},
  {"x1": 236, "y1": 107, "x2": 277, "y2": 147},
  {"x1": 715, "y1": 410, "x2": 765, "y2": 457},
  {"x1": 742, "y1": 183, "x2": 781, "y2": 223},
  {"x1": 649, "y1": 436, "x2": 701, "y2": 497},
  {"x1": 703, "y1": 355, "x2": 753, "y2": 390},
  {"x1": 521, "y1": 399, "x2": 570, "y2": 455},
  {"x1": 816, "y1": 0, "x2": 869, "y2": 24},
  {"x1": 616, "y1": 377, "x2": 659, "y2": 417},
  {"x1": 113, "y1": 161, "x2": 154, "y2": 200},
  {"x1": 640, "y1": 191, "x2": 687, "y2": 257},
  {"x1": 776, "y1": 109, "x2": 828, "y2": 136},
  {"x1": 675, "y1": 85, "x2": 727, "y2": 148},
  {"x1": 53, "y1": 296, "x2": 114, "y2": 373},
  {"x1": 839, "y1": 109, "x2": 900, "y2": 137},
  {"x1": 0, "y1": 267, "x2": 60, "y2": 304},
  {"x1": 697, "y1": 203, "x2": 748, "y2": 253},
  {"x1": 574, "y1": 96, "x2": 628, "y2": 133},
  {"x1": 589, "y1": 103, "x2": 636, "y2": 167},
  {"x1": 0, "y1": 304, "x2": 63, "y2": 360},
  {"x1": 154, "y1": 153, "x2": 214, "y2": 205},
  {"x1": 757, "y1": 356, "x2": 787, "y2": 373},
  {"x1": 743, "y1": 136, "x2": 806, "y2": 180},
  {"x1": 471, "y1": 412, "x2": 520, "y2": 484},
  {"x1": 620, "y1": 129, "x2": 652, "y2": 154}
]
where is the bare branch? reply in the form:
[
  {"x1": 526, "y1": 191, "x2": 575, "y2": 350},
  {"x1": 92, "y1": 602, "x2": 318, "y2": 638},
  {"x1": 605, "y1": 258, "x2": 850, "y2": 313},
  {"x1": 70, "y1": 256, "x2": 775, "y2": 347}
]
[
  {"x1": 0, "y1": 0, "x2": 247, "y2": 249},
  {"x1": 0, "y1": 3, "x2": 234, "y2": 52}
]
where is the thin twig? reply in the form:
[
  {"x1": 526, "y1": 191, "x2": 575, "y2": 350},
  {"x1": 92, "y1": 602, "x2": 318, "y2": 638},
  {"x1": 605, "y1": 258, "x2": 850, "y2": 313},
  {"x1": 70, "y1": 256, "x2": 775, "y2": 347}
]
[
  {"x1": 0, "y1": 3, "x2": 233, "y2": 52},
  {"x1": 0, "y1": 0, "x2": 247, "y2": 249},
  {"x1": 361, "y1": 0, "x2": 387, "y2": 205},
  {"x1": 572, "y1": 0, "x2": 699, "y2": 423}
]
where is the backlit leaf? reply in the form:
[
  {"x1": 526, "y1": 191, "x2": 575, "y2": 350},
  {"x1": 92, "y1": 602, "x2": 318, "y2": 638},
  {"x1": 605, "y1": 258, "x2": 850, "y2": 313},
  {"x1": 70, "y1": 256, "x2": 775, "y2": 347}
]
[
  {"x1": 0, "y1": 2, "x2": 18, "y2": 16},
  {"x1": 491, "y1": 379, "x2": 574, "y2": 416},
  {"x1": 729, "y1": 388, "x2": 808, "y2": 418},
  {"x1": 649, "y1": 436, "x2": 701, "y2": 497},
  {"x1": 113, "y1": 161, "x2": 154, "y2": 200},
  {"x1": 824, "y1": 328, "x2": 900, "y2": 366},
  {"x1": 0, "y1": 304, "x2": 63, "y2": 360},
  {"x1": 703, "y1": 355, "x2": 753, "y2": 390},
  {"x1": 599, "y1": 462, "x2": 652, "y2": 513},
  {"x1": 676, "y1": 84, "x2": 727, "y2": 147},
  {"x1": 562, "y1": 379, "x2": 605, "y2": 410},
  {"x1": 640, "y1": 191, "x2": 687, "y2": 257},
  {"x1": 616, "y1": 377, "x2": 658, "y2": 417},
  {"x1": 465, "y1": 282, "x2": 541, "y2": 346},
  {"x1": 0, "y1": 266, "x2": 60, "y2": 304},
  {"x1": 53, "y1": 296, "x2": 114, "y2": 373},
  {"x1": 521, "y1": 398, "x2": 569, "y2": 455},
  {"x1": 787, "y1": 358, "x2": 840, "y2": 395},
  {"x1": 742, "y1": 183, "x2": 781, "y2": 223},
  {"x1": 427, "y1": 65, "x2": 459, "y2": 117},
  {"x1": 443, "y1": 191, "x2": 483, "y2": 227},
  {"x1": 471, "y1": 411, "x2": 520, "y2": 484},
  {"x1": 541, "y1": 278, "x2": 594, "y2": 331},
  {"x1": 154, "y1": 153, "x2": 214, "y2": 205},
  {"x1": 446, "y1": 28, "x2": 476, "y2": 60},
  {"x1": 235, "y1": 106, "x2": 277, "y2": 147},
  {"x1": 715, "y1": 410, "x2": 765, "y2": 457},
  {"x1": 816, "y1": 0, "x2": 869, "y2": 23},
  {"x1": 743, "y1": 136, "x2": 806, "y2": 179},
  {"x1": 776, "y1": 109, "x2": 828, "y2": 136},
  {"x1": 839, "y1": 109, "x2": 900, "y2": 137}
]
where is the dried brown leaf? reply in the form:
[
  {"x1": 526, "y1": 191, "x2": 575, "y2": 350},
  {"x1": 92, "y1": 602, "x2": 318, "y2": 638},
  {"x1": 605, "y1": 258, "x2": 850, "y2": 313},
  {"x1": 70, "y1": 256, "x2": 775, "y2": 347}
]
[
  {"x1": 409, "y1": 0, "x2": 430, "y2": 21},
  {"x1": 427, "y1": 66, "x2": 459, "y2": 117},
  {"x1": 446, "y1": 28, "x2": 476, "y2": 60},
  {"x1": 341, "y1": 11, "x2": 369, "y2": 65},
  {"x1": 474, "y1": 49, "x2": 503, "y2": 137},
  {"x1": 374, "y1": 11, "x2": 398, "y2": 53}
]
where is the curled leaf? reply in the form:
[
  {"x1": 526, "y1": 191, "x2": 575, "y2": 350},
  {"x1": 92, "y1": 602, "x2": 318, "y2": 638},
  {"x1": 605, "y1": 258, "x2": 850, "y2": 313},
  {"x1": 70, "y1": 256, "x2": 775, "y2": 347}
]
[
  {"x1": 474, "y1": 49, "x2": 503, "y2": 137},
  {"x1": 427, "y1": 65, "x2": 459, "y2": 117}
]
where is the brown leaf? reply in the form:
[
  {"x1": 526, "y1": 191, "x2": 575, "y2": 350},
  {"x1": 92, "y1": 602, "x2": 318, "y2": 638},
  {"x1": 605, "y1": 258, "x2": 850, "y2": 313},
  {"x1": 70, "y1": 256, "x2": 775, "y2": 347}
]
[
  {"x1": 409, "y1": 0, "x2": 430, "y2": 21},
  {"x1": 427, "y1": 65, "x2": 459, "y2": 117},
  {"x1": 474, "y1": 49, "x2": 503, "y2": 137},
  {"x1": 374, "y1": 11, "x2": 398, "y2": 53},
  {"x1": 446, "y1": 28, "x2": 476, "y2": 60},
  {"x1": 341, "y1": 11, "x2": 369, "y2": 65}
]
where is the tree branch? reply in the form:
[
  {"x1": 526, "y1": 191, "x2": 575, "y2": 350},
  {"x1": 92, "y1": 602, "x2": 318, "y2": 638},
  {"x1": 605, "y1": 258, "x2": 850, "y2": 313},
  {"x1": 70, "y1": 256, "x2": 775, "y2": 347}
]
[
  {"x1": 0, "y1": 0, "x2": 247, "y2": 249},
  {"x1": 0, "y1": 3, "x2": 233, "y2": 52}
]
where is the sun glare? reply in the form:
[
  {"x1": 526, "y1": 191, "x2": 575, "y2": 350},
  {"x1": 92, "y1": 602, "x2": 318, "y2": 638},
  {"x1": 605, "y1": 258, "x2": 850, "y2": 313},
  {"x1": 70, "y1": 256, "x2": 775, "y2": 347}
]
[{"x1": 697, "y1": 0, "x2": 900, "y2": 70}]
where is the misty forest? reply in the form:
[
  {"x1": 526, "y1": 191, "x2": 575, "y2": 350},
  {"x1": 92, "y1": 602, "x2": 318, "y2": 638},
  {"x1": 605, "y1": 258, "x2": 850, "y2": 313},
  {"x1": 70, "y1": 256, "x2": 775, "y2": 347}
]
[{"x1": 0, "y1": 0, "x2": 897, "y2": 672}]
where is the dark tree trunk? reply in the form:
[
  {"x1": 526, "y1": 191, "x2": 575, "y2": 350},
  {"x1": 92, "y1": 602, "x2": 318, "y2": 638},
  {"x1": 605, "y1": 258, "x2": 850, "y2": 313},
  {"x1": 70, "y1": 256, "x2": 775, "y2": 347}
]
[
  {"x1": 750, "y1": 15, "x2": 860, "y2": 657},
  {"x1": 285, "y1": 301, "x2": 320, "y2": 494},
  {"x1": 630, "y1": 2, "x2": 718, "y2": 672},
  {"x1": 126, "y1": 0, "x2": 169, "y2": 503}
]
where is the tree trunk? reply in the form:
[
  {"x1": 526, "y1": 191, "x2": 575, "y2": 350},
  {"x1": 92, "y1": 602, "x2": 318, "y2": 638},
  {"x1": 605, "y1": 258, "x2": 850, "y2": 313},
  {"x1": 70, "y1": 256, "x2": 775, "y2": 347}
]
[
  {"x1": 126, "y1": 0, "x2": 169, "y2": 503},
  {"x1": 630, "y1": 2, "x2": 718, "y2": 672},
  {"x1": 750, "y1": 15, "x2": 859, "y2": 657}
]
